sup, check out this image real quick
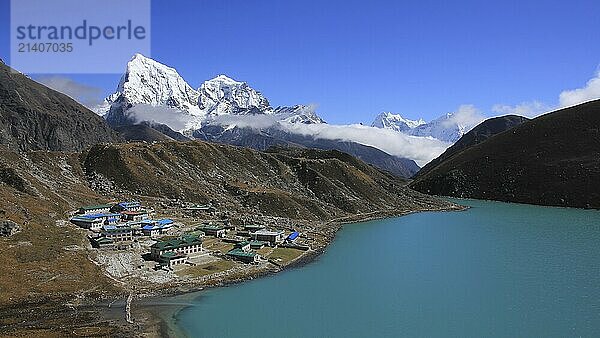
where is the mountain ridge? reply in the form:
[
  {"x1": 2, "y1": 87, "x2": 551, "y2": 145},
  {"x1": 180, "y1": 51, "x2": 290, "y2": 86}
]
[
  {"x1": 0, "y1": 62, "x2": 121, "y2": 152},
  {"x1": 410, "y1": 99, "x2": 600, "y2": 209}
]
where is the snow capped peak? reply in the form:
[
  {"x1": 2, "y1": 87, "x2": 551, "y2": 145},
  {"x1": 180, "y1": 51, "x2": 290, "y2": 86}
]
[
  {"x1": 372, "y1": 112, "x2": 426, "y2": 132},
  {"x1": 102, "y1": 53, "x2": 202, "y2": 119},
  {"x1": 101, "y1": 54, "x2": 326, "y2": 130},
  {"x1": 409, "y1": 113, "x2": 468, "y2": 143},
  {"x1": 371, "y1": 110, "x2": 481, "y2": 143},
  {"x1": 273, "y1": 105, "x2": 326, "y2": 124},
  {"x1": 210, "y1": 74, "x2": 243, "y2": 85},
  {"x1": 198, "y1": 74, "x2": 270, "y2": 116},
  {"x1": 121, "y1": 54, "x2": 201, "y2": 114}
]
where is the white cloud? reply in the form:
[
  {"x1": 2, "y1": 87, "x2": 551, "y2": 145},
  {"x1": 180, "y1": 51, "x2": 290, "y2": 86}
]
[
  {"x1": 35, "y1": 76, "x2": 103, "y2": 109},
  {"x1": 127, "y1": 104, "x2": 195, "y2": 131},
  {"x1": 491, "y1": 101, "x2": 551, "y2": 118},
  {"x1": 280, "y1": 122, "x2": 450, "y2": 166},
  {"x1": 492, "y1": 69, "x2": 600, "y2": 118},
  {"x1": 208, "y1": 114, "x2": 280, "y2": 130},
  {"x1": 443, "y1": 104, "x2": 485, "y2": 128},
  {"x1": 202, "y1": 114, "x2": 450, "y2": 166},
  {"x1": 559, "y1": 71, "x2": 600, "y2": 107}
]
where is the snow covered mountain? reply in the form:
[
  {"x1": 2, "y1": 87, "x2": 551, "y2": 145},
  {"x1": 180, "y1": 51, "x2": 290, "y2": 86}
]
[
  {"x1": 409, "y1": 113, "x2": 471, "y2": 143},
  {"x1": 99, "y1": 54, "x2": 324, "y2": 129},
  {"x1": 372, "y1": 112, "x2": 425, "y2": 132},
  {"x1": 371, "y1": 112, "x2": 478, "y2": 143},
  {"x1": 199, "y1": 75, "x2": 271, "y2": 116},
  {"x1": 273, "y1": 105, "x2": 326, "y2": 124},
  {"x1": 103, "y1": 53, "x2": 203, "y2": 119}
]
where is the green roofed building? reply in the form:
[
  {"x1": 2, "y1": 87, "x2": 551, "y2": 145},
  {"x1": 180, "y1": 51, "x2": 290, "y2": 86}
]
[
  {"x1": 197, "y1": 225, "x2": 226, "y2": 238},
  {"x1": 249, "y1": 240, "x2": 267, "y2": 249},
  {"x1": 158, "y1": 251, "x2": 188, "y2": 268},
  {"x1": 227, "y1": 248, "x2": 260, "y2": 264},
  {"x1": 235, "y1": 241, "x2": 251, "y2": 252},
  {"x1": 150, "y1": 235, "x2": 203, "y2": 260},
  {"x1": 91, "y1": 236, "x2": 114, "y2": 248}
]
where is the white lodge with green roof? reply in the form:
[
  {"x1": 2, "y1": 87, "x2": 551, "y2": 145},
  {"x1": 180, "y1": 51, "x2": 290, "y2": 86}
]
[{"x1": 150, "y1": 235, "x2": 203, "y2": 260}]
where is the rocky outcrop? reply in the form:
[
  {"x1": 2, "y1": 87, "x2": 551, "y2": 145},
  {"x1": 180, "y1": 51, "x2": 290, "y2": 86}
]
[{"x1": 0, "y1": 220, "x2": 19, "y2": 236}]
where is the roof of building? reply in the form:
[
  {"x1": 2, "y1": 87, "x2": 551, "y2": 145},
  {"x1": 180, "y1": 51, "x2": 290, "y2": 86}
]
[
  {"x1": 77, "y1": 213, "x2": 121, "y2": 220},
  {"x1": 235, "y1": 241, "x2": 251, "y2": 248},
  {"x1": 287, "y1": 231, "x2": 299, "y2": 240},
  {"x1": 199, "y1": 225, "x2": 225, "y2": 231},
  {"x1": 121, "y1": 211, "x2": 148, "y2": 215},
  {"x1": 118, "y1": 201, "x2": 141, "y2": 207},
  {"x1": 157, "y1": 219, "x2": 174, "y2": 226},
  {"x1": 80, "y1": 204, "x2": 112, "y2": 210},
  {"x1": 252, "y1": 229, "x2": 284, "y2": 236},
  {"x1": 142, "y1": 225, "x2": 158, "y2": 231},
  {"x1": 249, "y1": 240, "x2": 267, "y2": 247},
  {"x1": 71, "y1": 216, "x2": 103, "y2": 223},
  {"x1": 227, "y1": 248, "x2": 257, "y2": 258},
  {"x1": 103, "y1": 226, "x2": 133, "y2": 233},
  {"x1": 151, "y1": 235, "x2": 202, "y2": 250}
]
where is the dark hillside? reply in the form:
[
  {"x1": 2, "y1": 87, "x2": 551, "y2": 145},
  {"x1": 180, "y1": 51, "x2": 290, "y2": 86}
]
[
  {"x1": 0, "y1": 62, "x2": 121, "y2": 151},
  {"x1": 411, "y1": 100, "x2": 600, "y2": 209}
]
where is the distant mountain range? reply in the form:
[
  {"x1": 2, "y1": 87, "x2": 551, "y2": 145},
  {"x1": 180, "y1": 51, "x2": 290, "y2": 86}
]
[
  {"x1": 96, "y1": 54, "x2": 430, "y2": 177},
  {"x1": 411, "y1": 100, "x2": 600, "y2": 209},
  {"x1": 371, "y1": 111, "x2": 481, "y2": 143}
]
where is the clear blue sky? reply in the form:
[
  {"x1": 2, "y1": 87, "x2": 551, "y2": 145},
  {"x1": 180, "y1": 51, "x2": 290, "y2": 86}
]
[{"x1": 1, "y1": 0, "x2": 599, "y2": 124}]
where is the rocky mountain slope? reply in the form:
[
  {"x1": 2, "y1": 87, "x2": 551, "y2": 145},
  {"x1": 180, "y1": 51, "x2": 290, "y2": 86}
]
[
  {"x1": 114, "y1": 121, "x2": 189, "y2": 142},
  {"x1": 0, "y1": 62, "x2": 121, "y2": 152},
  {"x1": 83, "y1": 141, "x2": 436, "y2": 219},
  {"x1": 415, "y1": 115, "x2": 529, "y2": 177},
  {"x1": 193, "y1": 125, "x2": 420, "y2": 177},
  {"x1": 411, "y1": 100, "x2": 600, "y2": 209}
]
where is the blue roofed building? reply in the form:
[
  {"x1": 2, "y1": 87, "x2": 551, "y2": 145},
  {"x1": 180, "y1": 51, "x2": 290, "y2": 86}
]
[
  {"x1": 70, "y1": 213, "x2": 122, "y2": 231},
  {"x1": 286, "y1": 231, "x2": 299, "y2": 242}
]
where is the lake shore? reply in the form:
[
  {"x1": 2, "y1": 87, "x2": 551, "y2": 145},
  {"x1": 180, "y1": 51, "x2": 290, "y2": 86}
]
[
  {"x1": 128, "y1": 204, "x2": 466, "y2": 337},
  {"x1": 0, "y1": 203, "x2": 464, "y2": 337}
]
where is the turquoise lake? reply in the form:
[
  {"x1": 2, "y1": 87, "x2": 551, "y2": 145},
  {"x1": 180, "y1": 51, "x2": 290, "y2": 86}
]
[{"x1": 174, "y1": 199, "x2": 600, "y2": 337}]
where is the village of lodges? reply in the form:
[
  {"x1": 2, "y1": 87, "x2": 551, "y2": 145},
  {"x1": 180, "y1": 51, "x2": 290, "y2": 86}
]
[{"x1": 70, "y1": 201, "x2": 309, "y2": 271}]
